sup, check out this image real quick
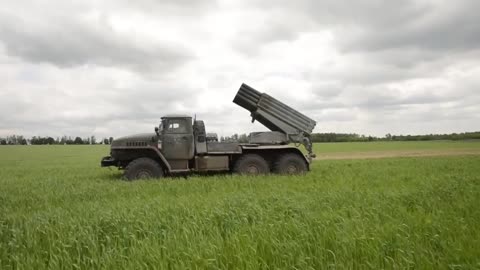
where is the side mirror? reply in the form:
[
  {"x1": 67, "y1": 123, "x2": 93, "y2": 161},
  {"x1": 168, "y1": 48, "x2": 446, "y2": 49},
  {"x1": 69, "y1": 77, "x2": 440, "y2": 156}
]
[{"x1": 154, "y1": 127, "x2": 159, "y2": 136}]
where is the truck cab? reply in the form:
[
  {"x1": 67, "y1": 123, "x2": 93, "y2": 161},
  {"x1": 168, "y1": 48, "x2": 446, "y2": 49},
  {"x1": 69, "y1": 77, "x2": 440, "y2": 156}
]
[{"x1": 158, "y1": 115, "x2": 194, "y2": 169}]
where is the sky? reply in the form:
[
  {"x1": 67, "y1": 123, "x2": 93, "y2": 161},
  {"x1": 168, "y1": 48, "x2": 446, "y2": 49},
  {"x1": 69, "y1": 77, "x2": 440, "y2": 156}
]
[{"x1": 0, "y1": 0, "x2": 479, "y2": 139}]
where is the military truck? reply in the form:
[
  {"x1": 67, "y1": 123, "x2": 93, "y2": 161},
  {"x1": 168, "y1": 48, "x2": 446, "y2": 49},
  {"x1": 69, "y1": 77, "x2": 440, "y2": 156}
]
[{"x1": 101, "y1": 83, "x2": 316, "y2": 180}]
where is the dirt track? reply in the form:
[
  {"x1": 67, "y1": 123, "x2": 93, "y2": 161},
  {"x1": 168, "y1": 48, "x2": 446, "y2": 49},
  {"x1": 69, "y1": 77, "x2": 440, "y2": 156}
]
[{"x1": 315, "y1": 149, "x2": 480, "y2": 160}]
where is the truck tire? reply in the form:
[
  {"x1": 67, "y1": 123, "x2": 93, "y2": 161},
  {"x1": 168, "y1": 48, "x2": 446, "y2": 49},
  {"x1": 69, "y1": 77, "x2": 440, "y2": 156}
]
[
  {"x1": 124, "y1": 157, "x2": 164, "y2": 180},
  {"x1": 233, "y1": 154, "x2": 269, "y2": 175},
  {"x1": 273, "y1": 153, "x2": 307, "y2": 174}
]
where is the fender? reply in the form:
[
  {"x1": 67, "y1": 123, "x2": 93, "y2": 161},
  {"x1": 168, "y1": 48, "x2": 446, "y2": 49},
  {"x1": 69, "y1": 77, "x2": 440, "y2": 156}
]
[{"x1": 111, "y1": 145, "x2": 172, "y2": 172}]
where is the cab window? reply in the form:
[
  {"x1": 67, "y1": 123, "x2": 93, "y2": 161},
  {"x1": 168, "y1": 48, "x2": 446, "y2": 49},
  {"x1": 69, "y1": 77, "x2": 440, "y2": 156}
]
[{"x1": 166, "y1": 119, "x2": 187, "y2": 133}]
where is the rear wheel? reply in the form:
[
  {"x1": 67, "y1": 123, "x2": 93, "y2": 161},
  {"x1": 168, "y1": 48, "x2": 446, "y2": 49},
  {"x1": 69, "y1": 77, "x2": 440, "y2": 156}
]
[
  {"x1": 273, "y1": 153, "x2": 307, "y2": 175},
  {"x1": 124, "y1": 157, "x2": 164, "y2": 180},
  {"x1": 233, "y1": 154, "x2": 269, "y2": 175}
]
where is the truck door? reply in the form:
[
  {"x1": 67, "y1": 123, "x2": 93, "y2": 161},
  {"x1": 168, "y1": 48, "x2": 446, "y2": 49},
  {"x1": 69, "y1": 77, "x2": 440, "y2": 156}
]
[{"x1": 161, "y1": 118, "x2": 194, "y2": 160}]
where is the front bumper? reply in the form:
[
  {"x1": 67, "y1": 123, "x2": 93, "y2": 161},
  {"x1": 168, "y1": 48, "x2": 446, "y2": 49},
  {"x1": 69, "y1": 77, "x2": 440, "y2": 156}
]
[{"x1": 101, "y1": 156, "x2": 117, "y2": 167}]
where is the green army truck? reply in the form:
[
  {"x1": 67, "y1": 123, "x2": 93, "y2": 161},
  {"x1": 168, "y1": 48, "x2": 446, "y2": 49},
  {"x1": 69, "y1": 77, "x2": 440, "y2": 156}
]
[{"x1": 101, "y1": 84, "x2": 316, "y2": 180}]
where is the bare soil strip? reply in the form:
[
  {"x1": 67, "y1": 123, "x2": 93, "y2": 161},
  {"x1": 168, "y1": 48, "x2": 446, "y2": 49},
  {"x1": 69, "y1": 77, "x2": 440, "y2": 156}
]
[{"x1": 315, "y1": 149, "x2": 480, "y2": 160}]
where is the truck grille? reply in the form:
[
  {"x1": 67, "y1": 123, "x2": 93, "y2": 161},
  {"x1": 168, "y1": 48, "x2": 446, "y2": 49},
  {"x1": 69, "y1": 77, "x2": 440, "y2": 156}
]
[{"x1": 126, "y1": 141, "x2": 148, "y2": 147}]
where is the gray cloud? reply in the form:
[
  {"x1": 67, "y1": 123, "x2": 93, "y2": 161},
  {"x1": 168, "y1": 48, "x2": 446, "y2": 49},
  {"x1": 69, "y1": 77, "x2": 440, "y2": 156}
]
[
  {"x1": 237, "y1": 0, "x2": 480, "y2": 67},
  {"x1": 232, "y1": 11, "x2": 312, "y2": 56},
  {"x1": 0, "y1": 76, "x2": 199, "y2": 138},
  {"x1": 336, "y1": 1, "x2": 480, "y2": 53},
  {"x1": 108, "y1": 0, "x2": 217, "y2": 15},
  {"x1": 0, "y1": 12, "x2": 193, "y2": 72}
]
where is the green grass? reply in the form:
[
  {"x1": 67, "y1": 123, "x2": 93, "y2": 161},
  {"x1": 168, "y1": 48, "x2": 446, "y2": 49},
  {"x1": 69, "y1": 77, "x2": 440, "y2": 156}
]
[
  {"x1": 1, "y1": 144, "x2": 480, "y2": 269},
  {"x1": 312, "y1": 140, "x2": 480, "y2": 154}
]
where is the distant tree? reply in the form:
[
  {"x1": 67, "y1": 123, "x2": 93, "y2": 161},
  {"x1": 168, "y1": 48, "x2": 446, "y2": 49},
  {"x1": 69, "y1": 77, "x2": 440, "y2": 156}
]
[
  {"x1": 7, "y1": 135, "x2": 17, "y2": 145},
  {"x1": 74, "y1": 137, "x2": 83, "y2": 144},
  {"x1": 46, "y1": 137, "x2": 55, "y2": 145},
  {"x1": 103, "y1": 138, "x2": 109, "y2": 145},
  {"x1": 109, "y1": 137, "x2": 114, "y2": 144},
  {"x1": 16, "y1": 135, "x2": 25, "y2": 145},
  {"x1": 0, "y1": 139, "x2": 6, "y2": 145},
  {"x1": 20, "y1": 138, "x2": 27, "y2": 145},
  {"x1": 238, "y1": 133, "x2": 248, "y2": 143},
  {"x1": 90, "y1": 136, "x2": 96, "y2": 145}
]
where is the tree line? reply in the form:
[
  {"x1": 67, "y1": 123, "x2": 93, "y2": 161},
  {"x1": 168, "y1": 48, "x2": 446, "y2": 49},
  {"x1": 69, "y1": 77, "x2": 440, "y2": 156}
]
[
  {"x1": 222, "y1": 131, "x2": 480, "y2": 143},
  {"x1": 310, "y1": 131, "x2": 480, "y2": 142},
  {"x1": 220, "y1": 134, "x2": 249, "y2": 143},
  {"x1": 0, "y1": 135, "x2": 114, "y2": 145},
  {"x1": 1, "y1": 131, "x2": 479, "y2": 145}
]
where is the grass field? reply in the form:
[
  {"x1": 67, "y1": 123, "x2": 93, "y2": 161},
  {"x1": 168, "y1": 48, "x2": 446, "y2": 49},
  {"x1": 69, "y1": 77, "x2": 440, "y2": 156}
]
[
  {"x1": 312, "y1": 141, "x2": 480, "y2": 160},
  {"x1": 313, "y1": 140, "x2": 480, "y2": 154},
  {"x1": 1, "y1": 142, "x2": 480, "y2": 269}
]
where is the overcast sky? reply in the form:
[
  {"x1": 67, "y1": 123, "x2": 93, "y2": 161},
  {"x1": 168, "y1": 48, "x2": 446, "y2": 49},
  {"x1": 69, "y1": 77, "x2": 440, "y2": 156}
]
[{"x1": 1, "y1": 0, "x2": 479, "y2": 139}]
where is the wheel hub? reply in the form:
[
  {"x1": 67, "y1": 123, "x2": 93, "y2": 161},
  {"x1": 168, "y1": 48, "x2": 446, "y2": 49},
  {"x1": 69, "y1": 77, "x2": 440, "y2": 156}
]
[
  {"x1": 246, "y1": 164, "x2": 259, "y2": 174},
  {"x1": 286, "y1": 164, "x2": 298, "y2": 174},
  {"x1": 136, "y1": 170, "x2": 152, "y2": 179}
]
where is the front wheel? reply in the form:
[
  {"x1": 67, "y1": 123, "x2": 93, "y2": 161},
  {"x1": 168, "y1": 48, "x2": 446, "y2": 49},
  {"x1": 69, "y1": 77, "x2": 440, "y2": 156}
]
[
  {"x1": 124, "y1": 157, "x2": 164, "y2": 180},
  {"x1": 273, "y1": 153, "x2": 307, "y2": 175}
]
